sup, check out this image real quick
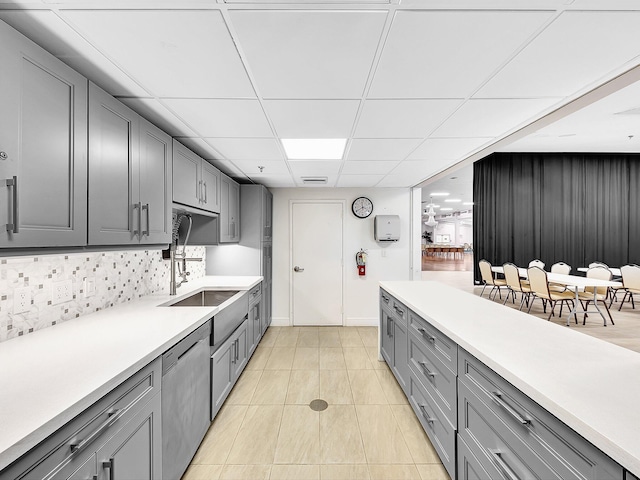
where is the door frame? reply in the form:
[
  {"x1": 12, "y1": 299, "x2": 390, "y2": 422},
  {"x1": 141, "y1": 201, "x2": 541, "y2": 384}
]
[{"x1": 289, "y1": 199, "x2": 345, "y2": 326}]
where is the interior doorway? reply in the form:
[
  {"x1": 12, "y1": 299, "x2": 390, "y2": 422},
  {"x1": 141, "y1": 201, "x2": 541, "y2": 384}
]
[{"x1": 290, "y1": 201, "x2": 343, "y2": 326}]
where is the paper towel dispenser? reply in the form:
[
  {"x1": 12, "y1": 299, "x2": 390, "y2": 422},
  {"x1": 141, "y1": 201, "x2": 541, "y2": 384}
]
[{"x1": 374, "y1": 215, "x2": 400, "y2": 242}]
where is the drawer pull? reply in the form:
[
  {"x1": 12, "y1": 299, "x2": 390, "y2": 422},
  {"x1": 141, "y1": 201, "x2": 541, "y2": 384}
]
[
  {"x1": 492, "y1": 391, "x2": 530, "y2": 425},
  {"x1": 102, "y1": 459, "x2": 114, "y2": 480},
  {"x1": 393, "y1": 305, "x2": 404, "y2": 316},
  {"x1": 382, "y1": 295, "x2": 390, "y2": 304},
  {"x1": 417, "y1": 327, "x2": 435, "y2": 342},
  {"x1": 70, "y1": 409, "x2": 126, "y2": 454},
  {"x1": 418, "y1": 361, "x2": 437, "y2": 378},
  {"x1": 418, "y1": 404, "x2": 435, "y2": 426},
  {"x1": 489, "y1": 450, "x2": 521, "y2": 480}
]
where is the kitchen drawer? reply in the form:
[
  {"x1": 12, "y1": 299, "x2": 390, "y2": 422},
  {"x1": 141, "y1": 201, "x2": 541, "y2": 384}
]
[
  {"x1": 458, "y1": 348, "x2": 622, "y2": 480},
  {"x1": 408, "y1": 310, "x2": 456, "y2": 374},
  {"x1": 457, "y1": 434, "x2": 492, "y2": 480},
  {"x1": 381, "y1": 289, "x2": 407, "y2": 324},
  {"x1": 408, "y1": 371, "x2": 456, "y2": 479},
  {"x1": 458, "y1": 378, "x2": 562, "y2": 480},
  {"x1": 3, "y1": 358, "x2": 161, "y2": 480},
  {"x1": 408, "y1": 328, "x2": 456, "y2": 427},
  {"x1": 248, "y1": 283, "x2": 262, "y2": 305}
]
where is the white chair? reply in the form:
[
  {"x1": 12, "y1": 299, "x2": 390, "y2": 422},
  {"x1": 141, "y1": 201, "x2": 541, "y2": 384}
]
[
  {"x1": 503, "y1": 263, "x2": 531, "y2": 310},
  {"x1": 617, "y1": 264, "x2": 640, "y2": 311},
  {"x1": 527, "y1": 267, "x2": 575, "y2": 321},
  {"x1": 551, "y1": 262, "x2": 571, "y2": 275},
  {"x1": 529, "y1": 259, "x2": 545, "y2": 269},
  {"x1": 478, "y1": 260, "x2": 507, "y2": 300},
  {"x1": 589, "y1": 262, "x2": 608, "y2": 268},
  {"x1": 578, "y1": 266, "x2": 614, "y2": 325}
]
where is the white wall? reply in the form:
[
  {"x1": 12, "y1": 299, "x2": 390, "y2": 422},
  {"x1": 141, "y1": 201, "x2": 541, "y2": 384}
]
[{"x1": 272, "y1": 188, "x2": 412, "y2": 326}]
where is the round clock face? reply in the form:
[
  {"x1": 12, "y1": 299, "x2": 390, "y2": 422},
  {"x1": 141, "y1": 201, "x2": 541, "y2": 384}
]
[{"x1": 352, "y1": 196, "x2": 373, "y2": 218}]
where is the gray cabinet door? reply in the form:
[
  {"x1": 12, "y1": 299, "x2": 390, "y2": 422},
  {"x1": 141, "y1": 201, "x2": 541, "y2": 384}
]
[
  {"x1": 263, "y1": 188, "x2": 273, "y2": 241},
  {"x1": 0, "y1": 21, "x2": 87, "y2": 248},
  {"x1": 96, "y1": 394, "x2": 162, "y2": 480},
  {"x1": 392, "y1": 318, "x2": 409, "y2": 394},
  {"x1": 380, "y1": 309, "x2": 394, "y2": 365},
  {"x1": 219, "y1": 174, "x2": 240, "y2": 243},
  {"x1": 172, "y1": 140, "x2": 201, "y2": 208},
  {"x1": 139, "y1": 118, "x2": 171, "y2": 244},
  {"x1": 88, "y1": 82, "x2": 140, "y2": 245},
  {"x1": 201, "y1": 161, "x2": 221, "y2": 214},
  {"x1": 231, "y1": 321, "x2": 248, "y2": 379},
  {"x1": 211, "y1": 338, "x2": 234, "y2": 419}
]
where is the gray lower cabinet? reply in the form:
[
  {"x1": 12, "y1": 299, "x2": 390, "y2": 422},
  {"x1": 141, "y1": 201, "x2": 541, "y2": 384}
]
[
  {"x1": 380, "y1": 289, "x2": 409, "y2": 394},
  {"x1": 248, "y1": 283, "x2": 263, "y2": 355},
  {"x1": 219, "y1": 173, "x2": 240, "y2": 243},
  {"x1": 457, "y1": 434, "x2": 492, "y2": 480},
  {"x1": 88, "y1": 83, "x2": 171, "y2": 245},
  {"x1": 211, "y1": 319, "x2": 248, "y2": 419},
  {"x1": 0, "y1": 359, "x2": 162, "y2": 480},
  {"x1": 172, "y1": 140, "x2": 220, "y2": 214},
  {"x1": 0, "y1": 20, "x2": 88, "y2": 248}
]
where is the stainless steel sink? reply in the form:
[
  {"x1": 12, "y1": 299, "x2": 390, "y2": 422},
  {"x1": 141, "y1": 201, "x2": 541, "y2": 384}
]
[{"x1": 167, "y1": 290, "x2": 240, "y2": 307}]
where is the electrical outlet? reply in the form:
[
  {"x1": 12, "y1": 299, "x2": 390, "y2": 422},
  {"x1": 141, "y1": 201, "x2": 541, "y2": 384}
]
[
  {"x1": 52, "y1": 280, "x2": 73, "y2": 305},
  {"x1": 13, "y1": 287, "x2": 31, "y2": 314}
]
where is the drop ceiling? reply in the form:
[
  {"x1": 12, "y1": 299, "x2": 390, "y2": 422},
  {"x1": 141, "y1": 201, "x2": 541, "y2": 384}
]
[{"x1": 2, "y1": 0, "x2": 640, "y2": 188}]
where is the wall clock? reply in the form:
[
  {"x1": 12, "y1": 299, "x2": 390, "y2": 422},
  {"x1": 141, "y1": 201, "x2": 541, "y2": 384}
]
[{"x1": 352, "y1": 196, "x2": 373, "y2": 218}]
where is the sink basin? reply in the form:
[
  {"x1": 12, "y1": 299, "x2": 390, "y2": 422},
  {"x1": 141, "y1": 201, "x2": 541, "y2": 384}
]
[{"x1": 167, "y1": 290, "x2": 240, "y2": 307}]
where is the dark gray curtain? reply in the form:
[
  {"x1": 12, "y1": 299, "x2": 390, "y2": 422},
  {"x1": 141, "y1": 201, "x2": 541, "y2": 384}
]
[{"x1": 473, "y1": 152, "x2": 640, "y2": 283}]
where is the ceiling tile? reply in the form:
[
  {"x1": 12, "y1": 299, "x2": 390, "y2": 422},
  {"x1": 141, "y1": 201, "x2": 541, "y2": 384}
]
[
  {"x1": 370, "y1": 10, "x2": 553, "y2": 98},
  {"x1": 233, "y1": 160, "x2": 291, "y2": 176},
  {"x1": 407, "y1": 137, "x2": 491, "y2": 161},
  {"x1": 341, "y1": 160, "x2": 398, "y2": 175},
  {"x1": 264, "y1": 100, "x2": 360, "y2": 138},
  {"x1": 390, "y1": 160, "x2": 441, "y2": 179},
  {"x1": 229, "y1": 10, "x2": 387, "y2": 98},
  {"x1": 289, "y1": 161, "x2": 342, "y2": 176},
  {"x1": 246, "y1": 174, "x2": 296, "y2": 188},
  {"x1": 432, "y1": 98, "x2": 560, "y2": 138},
  {"x1": 0, "y1": 10, "x2": 148, "y2": 96},
  {"x1": 346, "y1": 139, "x2": 422, "y2": 160},
  {"x1": 163, "y1": 99, "x2": 273, "y2": 137},
  {"x1": 61, "y1": 9, "x2": 255, "y2": 98},
  {"x1": 174, "y1": 137, "x2": 222, "y2": 161},
  {"x1": 204, "y1": 138, "x2": 283, "y2": 160},
  {"x1": 336, "y1": 175, "x2": 385, "y2": 187},
  {"x1": 117, "y1": 97, "x2": 197, "y2": 137},
  {"x1": 208, "y1": 159, "x2": 247, "y2": 178},
  {"x1": 355, "y1": 99, "x2": 462, "y2": 138},
  {"x1": 376, "y1": 173, "x2": 416, "y2": 187},
  {"x1": 476, "y1": 11, "x2": 640, "y2": 98}
]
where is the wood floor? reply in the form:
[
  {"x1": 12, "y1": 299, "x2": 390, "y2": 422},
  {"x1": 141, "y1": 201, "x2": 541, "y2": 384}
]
[{"x1": 421, "y1": 252, "x2": 474, "y2": 272}]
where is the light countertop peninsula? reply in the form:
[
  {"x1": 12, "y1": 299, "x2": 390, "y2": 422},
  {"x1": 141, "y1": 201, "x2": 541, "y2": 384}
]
[
  {"x1": 379, "y1": 281, "x2": 640, "y2": 476},
  {"x1": 0, "y1": 276, "x2": 262, "y2": 471}
]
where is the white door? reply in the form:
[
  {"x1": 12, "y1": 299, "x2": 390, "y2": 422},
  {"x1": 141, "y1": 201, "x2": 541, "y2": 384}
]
[{"x1": 292, "y1": 202, "x2": 343, "y2": 325}]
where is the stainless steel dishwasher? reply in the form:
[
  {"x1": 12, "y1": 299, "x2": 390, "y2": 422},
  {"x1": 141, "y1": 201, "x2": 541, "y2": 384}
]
[{"x1": 162, "y1": 321, "x2": 211, "y2": 480}]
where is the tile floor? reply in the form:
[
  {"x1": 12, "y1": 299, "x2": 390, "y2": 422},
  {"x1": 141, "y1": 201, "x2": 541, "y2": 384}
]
[{"x1": 183, "y1": 326, "x2": 449, "y2": 480}]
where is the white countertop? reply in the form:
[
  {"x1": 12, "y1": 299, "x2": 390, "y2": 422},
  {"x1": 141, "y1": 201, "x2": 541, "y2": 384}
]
[
  {"x1": 380, "y1": 281, "x2": 640, "y2": 476},
  {"x1": 0, "y1": 275, "x2": 262, "y2": 471}
]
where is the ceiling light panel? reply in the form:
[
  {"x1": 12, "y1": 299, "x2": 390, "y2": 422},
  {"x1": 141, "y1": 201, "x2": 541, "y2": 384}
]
[
  {"x1": 337, "y1": 175, "x2": 385, "y2": 187},
  {"x1": 476, "y1": 11, "x2": 640, "y2": 98},
  {"x1": 355, "y1": 99, "x2": 462, "y2": 138},
  {"x1": 0, "y1": 10, "x2": 148, "y2": 96},
  {"x1": 228, "y1": 10, "x2": 387, "y2": 98},
  {"x1": 60, "y1": 10, "x2": 255, "y2": 98},
  {"x1": 369, "y1": 10, "x2": 553, "y2": 98},
  {"x1": 346, "y1": 139, "x2": 422, "y2": 160},
  {"x1": 282, "y1": 139, "x2": 346, "y2": 160},
  {"x1": 264, "y1": 100, "x2": 360, "y2": 138},
  {"x1": 433, "y1": 98, "x2": 560, "y2": 138},
  {"x1": 341, "y1": 160, "x2": 399, "y2": 175},
  {"x1": 163, "y1": 99, "x2": 272, "y2": 137},
  {"x1": 204, "y1": 138, "x2": 283, "y2": 160}
]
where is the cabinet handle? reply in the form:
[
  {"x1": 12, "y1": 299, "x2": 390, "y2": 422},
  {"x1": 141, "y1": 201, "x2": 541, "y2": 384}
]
[
  {"x1": 203, "y1": 181, "x2": 208, "y2": 203},
  {"x1": 417, "y1": 328, "x2": 435, "y2": 343},
  {"x1": 141, "y1": 203, "x2": 149, "y2": 236},
  {"x1": 393, "y1": 305, "x2": 404, "y2": 317},
  {"x1": 418, "y1": 405, "x2": 435, "y2": 427},
  {"x1": 5, "y1": 176, "x2": 18, "y2": 233},
  {"x1": 489, "y1": 450, "x2": 521, "y2": 480},
  {"x1": 231, "y1": 340, "x2": 236, "y2": 364},
  {"x1": 102, "y1": 459, "x2": 114, "y2": 480},
  {"x1": 491, "y1": 391, "x2": 530, "y2": 425},
  {"x1": 198, "y1": 180, "x2": 203, "y2": 202},
  {"x1": 418, "y1": 361, "x2": 437, "y2": 378},
  {"x1": 235, "y1": 339, "x2": 240, "y2": 361},
  {"x1": 70, "y1": 409, "x2": 125, "y2": 454},
  {"x1": 388, "y1": 318, "x2": 393, "y2": 337},
  {"x1": 382, "y1": 294, "x2": 390, "y2": 304},
  {"x1": 132, "y1": 203, "x2": 140, "y2": 237}
]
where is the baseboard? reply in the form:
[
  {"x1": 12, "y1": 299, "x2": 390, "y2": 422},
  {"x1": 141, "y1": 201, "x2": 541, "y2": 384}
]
[
  {"x1": 270, "y1": 317, "x2": 291, "y2": 327},
  {"x1": 344, "y1": 317, "x2": 378, "y2": 327}
]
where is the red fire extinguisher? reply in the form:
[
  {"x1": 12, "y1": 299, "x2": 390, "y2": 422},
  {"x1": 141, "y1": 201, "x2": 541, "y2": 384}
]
[{"x1": 356, "y1": 249, "x2": 367, "y2": 276}]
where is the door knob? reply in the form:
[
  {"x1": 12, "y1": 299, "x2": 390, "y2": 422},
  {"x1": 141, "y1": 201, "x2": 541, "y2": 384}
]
[{"x1": 294, "y1": 266, "x2": 305, "y2": 272}]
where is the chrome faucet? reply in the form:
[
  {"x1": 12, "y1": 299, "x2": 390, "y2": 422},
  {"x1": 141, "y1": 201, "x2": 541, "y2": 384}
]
[{"x1": 165, "y1": 212, "x2": 202, "y2": 295}]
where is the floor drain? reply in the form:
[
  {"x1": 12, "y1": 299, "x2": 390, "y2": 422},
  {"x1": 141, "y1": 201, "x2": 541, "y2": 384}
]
[{"x1": 309, "y1": 399, "x2": 328, "y2": 411}]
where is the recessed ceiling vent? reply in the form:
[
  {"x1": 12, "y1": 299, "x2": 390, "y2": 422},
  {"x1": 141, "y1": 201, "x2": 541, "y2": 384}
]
[{"x1": 301, "y1": 176, "x2": 328, "y2": 185}]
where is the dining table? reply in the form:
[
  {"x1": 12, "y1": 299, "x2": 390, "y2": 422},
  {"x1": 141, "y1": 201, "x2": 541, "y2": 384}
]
[
  {"x1": 577, "y1": 266, "x2": 622, "y2": 277},
  {"x1": 491, "y1": 266, "x2": 622, "y2": 326}
]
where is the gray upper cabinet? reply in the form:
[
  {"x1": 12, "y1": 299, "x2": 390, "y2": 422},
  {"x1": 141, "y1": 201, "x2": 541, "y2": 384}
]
[
  {"x1": 219, "y1": 173, "x2": 240, "y2": 243},
  {"x1": 0, "y1": 21, "x2": 88, "y2": 248},
  {"x1": 172, "y1": 140, "x2": 220, "y2": 214},
  {"x1": 88, "y1": 83, "x2": 171, "y2": 245}
]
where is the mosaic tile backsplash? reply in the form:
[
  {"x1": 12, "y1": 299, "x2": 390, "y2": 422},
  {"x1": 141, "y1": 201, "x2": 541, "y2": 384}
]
[{"x1": 0, "y1": 246, "x2": 206, "y2": 343}]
